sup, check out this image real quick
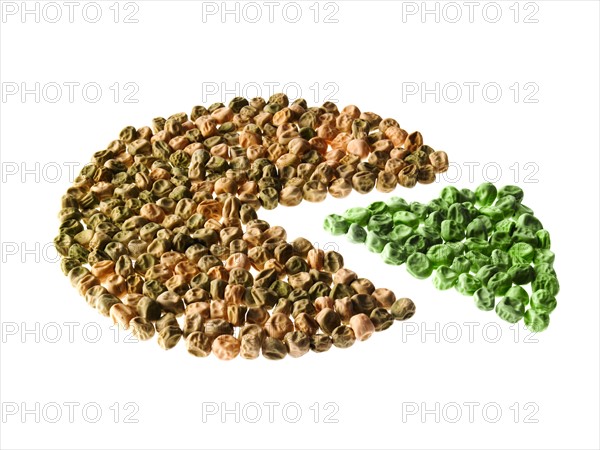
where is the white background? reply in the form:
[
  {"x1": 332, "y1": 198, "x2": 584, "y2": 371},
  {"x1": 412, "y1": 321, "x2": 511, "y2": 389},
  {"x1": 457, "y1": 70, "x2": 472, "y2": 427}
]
[{"x1": 1, "y1": 1, "x2": 599, "y2": 449}]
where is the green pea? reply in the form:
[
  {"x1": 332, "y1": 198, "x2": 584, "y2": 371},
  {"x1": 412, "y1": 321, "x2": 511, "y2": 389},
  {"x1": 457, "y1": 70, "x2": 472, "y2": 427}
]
[
  {"x1": 495, "y1": 195, "x2": 518, "y2": 218},
  {"x1": 534, "y1": 249, "x2": 555, "y2": 265},
  {"x1": 532, "y1": 273, "x2": 560, "y2": 296},
  {"x1": 386, "y1": 196, "x2": 409, "y2": 213},
  {"x1": 381, "y1": 242, "x2": 408, "y2": 265},
  {"x1": 536, "y1": 229, "x2": 551, "y2": 249},
  {"x1": 389, "y1": 224, "x2": 416, "y2": 244},
  {"x1": 474, "y1": 287, "x2": 495, "y2": 311},
  {"x1": 524, "y1": 309, "x2": 550, "y2": 332},
  {"x1": 514, "y1": 203, "x2": 534, "y2": 219},
  {"x1": 534, "y1": 263, "x2": 556, "y2": 277},
  {"x1": 495, "y1": 297, "x2": 525, "y2": 323},
  {"x1": 368, "y1": 201, "x2": 388, "y2": 215},
  {"x1": 406, "y1": 252, "x2": 433, "y2": 279},
  {"x1": 455, "y1": 273, "x2": 481, "y2": 296},
  {"x1": 410, "y1": 202, "x2": 429, "y2": 220},
  {"x1": 368, "y1": 214, "x2": 394, "y2": 234},
  {"x1": 366, "y1": 230, "x2": 389, "y2": 253},
  {"x1": 427, "y1": 198, "x2": 449, "y2": 214},
  {"x1": 512, "y1": 228, "x2": 538, "y2": 247},
  {"x1": 465, "y1": 238, "x2": 492, "y2": 256},
  {"x1": 516, "y1": 213, "x2": 543, "y2": 233},
  {"x1": 426, "y1": 244, "x2": 455, "y2": 268},
  {"x1": 433, "y1": 266, "x2": 458, "y2": 290},
  {"x1": 416, "y1": 225, "x2": 442, "y2": 245},
  {"x1": 393, "y1": 211, "x2": 420, "y2": 229},
  {"x1": 507, "y1": 263, "x2": 535, "y2": 285},
  {"x1": 476, "y1": 215, "x2": 494, "y2": 232},
  {"x1": 323, "y1": 214, "x2": 350, "y2": 236},
  {"x1": 460, "y1": 188, "x2": 476, "y2": 204},
  {"x1": 440, "y1": 219, "x2": 464, "y2": 242},
  {"x1": 509, "y1": 242, "x2": 535, "y2": 264},
  {"x1": 445, "y1": 242, "x2": 465, "y2": 258},
  {"x1": 447, "y1": 203, "x2": 470, "y2": 228},
  {"x1": 491, "y1": 249, "x2": 511, "y2": 270},
  {"x1": 479, "y1": 206, "x2": 504, "y2": 223},
  {"x1": 505, "y1": 285, "x2": 529, "y2": 305},
  {"x1": 487, "y1": 272, "x2": 512, "y2": 296},
  {"x1": 344, "y1": 223, "x2": 366, "y2": 244},
  {"x1": 489, "y1": 231, "x2": 512, "y2": 251},
  {"x1": 495, "y1": 218, "x2": 515, "y2": 234},
  {"x1": 425, "y1": 211, "x2": 445, "y2": 231},
  {"x1": 498, "y1": 185, "x2": 524, "y2": 203},
  {"x1": 343, "y1": 207, "x2": 372, "y2": 226},
  {"x1": 404, "y1": 235, "x2": 429, "y2": 254},
  {"x1": 465, "y1": 218, "x2": 488, "y2": 240},
  {"x1": 465, "y1": 250, "x2": 491, "y2": 272},
  {"x1": 476, "y1": 264, "x2": 501, "y2": 286},
  {"x1": 475, "y1": 182, "x2": 497, "y2": 206},
  {"x1": 450, "y1": 256, "x2": 471, "y2": 274},
  {"x1": 530, "y1": 289, "x2": 557, "y2": 313},
  {"x1": 440, "y1": 186, "x2": 463, "y2": 204}
]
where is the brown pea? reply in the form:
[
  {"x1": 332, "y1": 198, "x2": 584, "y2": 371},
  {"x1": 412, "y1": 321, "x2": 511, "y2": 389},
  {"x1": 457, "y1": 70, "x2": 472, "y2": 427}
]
[
  {"x1": 334, "y1": 297, "x2": 354, "y2": 323},
  {"x1": 372, "y1": 288, "x2": 396, "y2": 308},
  {"x1": 246, "y1": 307, "x2": 270, "y2": 326},
  {"x1": 156, "y1": 291, "x2": 185, "y2": 315},
  {"x1": 333, "y1": 268, "x2": 357, "y2": 285},
  {"x1": 140, "y1": 203, "x2": 166, "y2": 223},
  {"x1": 315, "y1": 308, "x2": 341, "y2": 335},
  {"x1": 384, "y1": 126, "x2": 408, "y2": 147},
  {"x1": 279, "y1": 185, "x2": 303, "y2": 206},
  {"x1": 105, "y1": 273, "x2": 127, "y2": 298},
  {"x1": 265, "y1": 312, "x2": 294, "y2": 339},
  {"x1": 294, "y1": 312, "x2": 320, "y2": 336},
  {"x1": 314, "y1": 296, "x2": 334, "y2": 312},
  {"x1": 187, "y1": 300, "x2": 211, "y2": 320},
  {"x1": 307, "y1": 248, "x2": 324, "y2": 270},
  {"x1": 284, "y1": 331, "x2": 310, "y2": 358}
]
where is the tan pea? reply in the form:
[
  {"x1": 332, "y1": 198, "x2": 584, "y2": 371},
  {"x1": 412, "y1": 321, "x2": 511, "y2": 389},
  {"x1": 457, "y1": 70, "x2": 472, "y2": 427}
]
[
  {"x1": 240, "y1": 334, "x2": 262, "y2": 360},
  {"x1": 140, "y1": 203, "x2": 165, "y2": 223},
  {"x1": 404, "y1": 131, "x2": 423, "y2": 153},
  {"x1": 346, "y1": 139, "x2": 370, "y2": 158},
  {"x1": 129, "y1": 317, "x2": 155, "y2": 341},
  {"x1": 372, "y1": 288, "x2": 396, "y2": 308},
  {"x1": 295, "y1": 312, "x2": 320, "y2": 336},
  {"x1": 349, "y1": 313, "x2": 376, "y2": 341},
  {"x1": 328, "y1": 178, "x2": 352, "y2": 199},
  {"x1": 105, "y1": 273, "x2": 127, "y2": 298},
  {"x1": 77, "y1": 274, "x2": 100, "y2": 296},
  {"x1": 186, "y1": 331, "x2": 212, "y2": 357},
  {"x1": 212, "y1": 335, "x2": 240, "y2": 360},
  {"x1": 110, "y1": 303, "x2": 137, "y2": 330},
  {"x1": 334, "y1": 297, "x2": 354, "y2": 323},
  {"x1": 314, "y1": 296, "x2": 334, "y2": 312},
  {"x1": 91, "y1": 260, "x2": 115, "y2": 282},
  {"x1": 384, "y1": 126, "x2": 408, "y2": 147}
]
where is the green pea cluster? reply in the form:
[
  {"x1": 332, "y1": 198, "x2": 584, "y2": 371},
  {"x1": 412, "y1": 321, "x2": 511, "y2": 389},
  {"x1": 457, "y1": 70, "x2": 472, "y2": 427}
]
[{"x1": 323, "y1": 183, "x2": 558, "y2": 332}]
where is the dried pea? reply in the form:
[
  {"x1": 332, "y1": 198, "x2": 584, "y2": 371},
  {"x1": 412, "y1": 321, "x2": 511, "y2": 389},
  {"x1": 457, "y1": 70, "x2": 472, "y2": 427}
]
[{"x1": 406, "y1": 252, "x2": 433, "y2": 279}]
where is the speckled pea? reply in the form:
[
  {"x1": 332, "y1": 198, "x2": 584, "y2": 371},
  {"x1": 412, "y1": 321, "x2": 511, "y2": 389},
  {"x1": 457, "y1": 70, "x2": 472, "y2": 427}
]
[
  {"x1": 455, "y1": 273, "x2": 481, "y2": 296},
  {"x1": 331, "y1": 325, "x2": 356, "y2": 349},
  {"x1": 474, "y1": 287, "x2": 495, "y2": 311},
  {"x1": 495, "y1": 297, "x2": 525, "y2": 323},
  {"x1": 433, "y1": 266, "x2": 458, "y2": 290},
  {"x1": 530, "y1": 289, "x2": 557, "y2": 313},
  {"x1": 346, "y1": 223, "x2": 367, "y2": 244},
  {"x1": 406, "y1": 252, "x2": 433, "y2": 279},
  {"x1": 524, "y1": 309, "x2": 550, "y2": 332},
  {"x1": 323, "y1": 214, "x2": 350, "y2": 236}
]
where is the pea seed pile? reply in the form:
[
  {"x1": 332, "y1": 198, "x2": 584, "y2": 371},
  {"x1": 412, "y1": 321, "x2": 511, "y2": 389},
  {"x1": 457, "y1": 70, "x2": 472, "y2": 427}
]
[
  {"x1": 55, "y1": 93, "x2": 444, "y2": 360},
  {"x1": 324, "y1": 183, "x2": 559, "y2": 332}
]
